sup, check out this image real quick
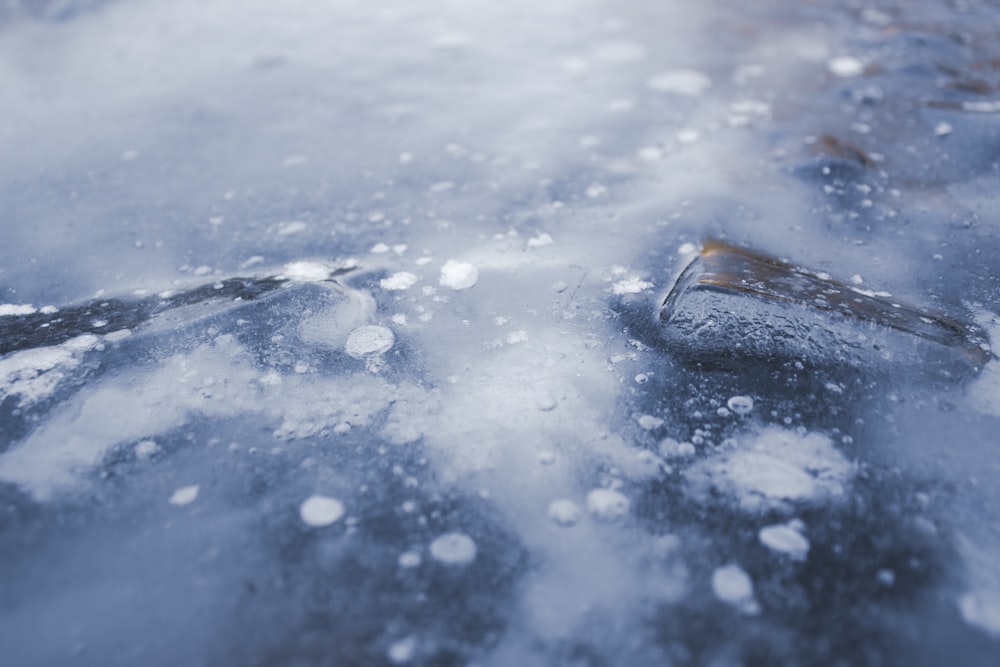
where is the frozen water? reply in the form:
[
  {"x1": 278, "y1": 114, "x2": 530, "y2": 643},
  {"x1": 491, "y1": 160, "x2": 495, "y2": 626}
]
[{"x1": 2, "y1": 0, "x2": 1000, "y2": 665}]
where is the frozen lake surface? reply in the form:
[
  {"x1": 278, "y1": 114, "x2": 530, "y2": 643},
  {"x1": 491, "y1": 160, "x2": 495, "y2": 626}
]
[{"x1": 2, "y1": 0, "x2": 1000, "y2": 665}]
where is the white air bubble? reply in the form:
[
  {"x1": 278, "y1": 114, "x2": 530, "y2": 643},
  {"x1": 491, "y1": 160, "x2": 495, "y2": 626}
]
[
  {"x1": 727, "y1": 395, "x2": 754, "y2": 416},
  {"x1": 429, "y1": 531, "x2": 477, "y2": 565},
  {"x1": 548, "y1": 499, "x2": 582, "y2": 527},
  {"x1": 759, "y1": 523, "x2": 810, "y2": 560},
  {"x1": 299, "y1": 495, "x2": 345, "y2": 527},
  {"x1": 586, "y1": 488, "x2": 630, "y2": 520},
  {"x1": 439, "y1": 260, "x2": 479, "y2": 290},
  {"x1": 169, "y1": 485, "x2": 199, "y2": 506}
]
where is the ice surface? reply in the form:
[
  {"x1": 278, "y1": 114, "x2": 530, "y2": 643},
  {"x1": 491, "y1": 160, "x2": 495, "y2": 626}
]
[{"x1": 2, "y1": 0, "x2": 1000, "y2": 665}]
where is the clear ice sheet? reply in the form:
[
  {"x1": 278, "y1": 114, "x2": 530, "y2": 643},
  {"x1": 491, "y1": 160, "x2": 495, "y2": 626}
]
[{"x1": 2, "y1": 1, "x2": 1000, "y2": 665}]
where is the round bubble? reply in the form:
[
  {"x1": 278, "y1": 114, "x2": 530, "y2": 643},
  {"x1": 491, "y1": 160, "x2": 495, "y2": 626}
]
[
  {"x1": 727, "y1": 395, "x2": 754, "y2": 416},
  {"x1": 429, "y1": 531, "x2": 477, "y2": 565}
]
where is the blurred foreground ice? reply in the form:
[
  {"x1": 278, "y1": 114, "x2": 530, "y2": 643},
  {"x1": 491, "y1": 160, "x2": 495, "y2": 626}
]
[{"x1": 2, "y1": 0, "x2": 1000, "y2": 665}]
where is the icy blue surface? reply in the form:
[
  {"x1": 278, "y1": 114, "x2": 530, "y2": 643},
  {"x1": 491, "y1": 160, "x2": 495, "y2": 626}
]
[{"x1": 2, "y1": 1, "x2": 1000, "y2": 665}]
